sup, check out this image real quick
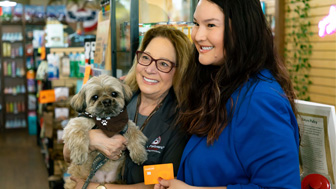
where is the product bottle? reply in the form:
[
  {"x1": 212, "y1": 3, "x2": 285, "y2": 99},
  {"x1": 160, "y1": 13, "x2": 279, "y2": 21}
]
[
  {"x1": 69, "y1": 52, "x2": 75, "y2": 77},
  {"x1": 7, "y1": 61, "x2": 11, "y2": 76},
  {"x1": 13, "y1": 102, "x2": 18, "y2": 114},
  {"x1": 3, "y1": 61, "x2": 7, "y2": 76},
  {"x1": 11, "y1": 61, "x2": 15, "y2": 77},
  {"x1": 80, "y1": 53, "x2": 84, "y2": 77}
]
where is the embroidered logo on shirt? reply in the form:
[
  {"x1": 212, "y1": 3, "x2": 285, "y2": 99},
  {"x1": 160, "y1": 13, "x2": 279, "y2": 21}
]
[
  {"x1": 152, "y1": 136, "x2": 161, "y2": 145},
  {"x1": 147, "y1": 136, "x2": 165, "y2": 154}
]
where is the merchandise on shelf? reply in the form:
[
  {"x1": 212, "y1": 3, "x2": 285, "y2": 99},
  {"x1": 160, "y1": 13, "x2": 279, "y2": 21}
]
[
  {"x1": 3, "y1": 61, "x2": 25, "y2": 77},
  {"x1": 2, "y1": 42, "x2": 24, "y2": 57},
  {"x1": 5, "y1": 101, "x2": 25, "y2": 113},
  {"x1": 5, "y1": 118, "x2": 27, "y2": 129},
  {"x1": 0, "y1": 20, "x2": 28, "y2": 130}
]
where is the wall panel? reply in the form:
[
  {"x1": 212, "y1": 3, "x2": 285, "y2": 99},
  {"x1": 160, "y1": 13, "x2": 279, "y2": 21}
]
[{"x1": 284, "y1": 0, "x2": 336, "y2": 107}]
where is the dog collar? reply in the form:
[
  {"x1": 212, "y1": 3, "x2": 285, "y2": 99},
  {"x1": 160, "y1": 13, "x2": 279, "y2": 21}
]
[
  {"x1": 119, "y1": 123, "x2": 128, "y2": 135},
  {"x1": 79, "y1": 108, "x2": 129, "y2": 137}
]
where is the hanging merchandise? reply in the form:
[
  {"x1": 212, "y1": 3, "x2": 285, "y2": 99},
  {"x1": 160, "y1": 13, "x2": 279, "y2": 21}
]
[
  {"x1": 33, "y1": 30, "x2": 45, "y2": 48},
  {"x1": 47, "y1": 53, "x2": 60, "y2": 80},
  {"x1": 26, "y1": 56, "x2": 34, "y2": 69},
  {"x1": 26, "y1": 43, "x2": 34, "y2": 56},
  {"x1": 36, "y1": 60, "x2": 48, "y2": 80},
  {"x1": 45, "y1": 24, "x2": 64, "y2": 47},
  {"x1": 25, "y1": 5, "x2": 45, "y2": 23},
  {"x1": 13, "y1": 3, "x2": 23, "y2": 22},
  {"x1": 54, "y1": 87, "x2": 69, "y2": 102},
  {"x1": 46, "y1": 5, "x2": 66, "y2": 22},
  {"x1": 28, "y1": 95, "x2": 37, "y2": 111},
  {"x1": 0, "y1": 6, "x2": 12, "y2": 21},
  {"x1": 55, "y1": 107, "x2": 69, "y2": 122},
  {"x1": 27, "y1": 79, "x2": 36, "y2": 93}
]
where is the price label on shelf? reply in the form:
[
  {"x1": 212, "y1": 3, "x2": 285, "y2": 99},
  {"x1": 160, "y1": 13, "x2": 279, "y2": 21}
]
[
  {"x1": 83, "y1": 66, "x2": 92, "y2": 85},
  {"x1": 39, "y1": 89, "x2": 56, "y2": 104}
]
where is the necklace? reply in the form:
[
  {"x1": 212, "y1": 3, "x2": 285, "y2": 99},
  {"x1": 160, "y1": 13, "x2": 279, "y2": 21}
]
[{"x1": 133, "y1": 94, "x2": 163, "y2": 131}]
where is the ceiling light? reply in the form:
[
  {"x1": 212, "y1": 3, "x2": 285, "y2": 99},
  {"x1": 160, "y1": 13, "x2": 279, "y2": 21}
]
[{"x1": 0, "y1": 0, "x2": 17, "y2": 7}]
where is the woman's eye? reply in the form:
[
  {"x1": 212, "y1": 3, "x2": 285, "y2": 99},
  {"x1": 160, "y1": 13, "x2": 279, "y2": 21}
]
[
  {"x1": 208, "y1": 24, "x2": 215, "y2": 27},
  {"x1": 91, "y1": 95, "x2": 98, "y2": 101},
  {"x1": 159, "y1": 61, "x2": 169, "y2": 67},
  {"x1": 142, "y1": 55, "x2": 150, "y2": 60},
  {"x1": 193, "y1": 21, "x2": 199, "y2": 26},
  {"x1": 111, "y1": 92, "x2": 118, "y2": 97}
]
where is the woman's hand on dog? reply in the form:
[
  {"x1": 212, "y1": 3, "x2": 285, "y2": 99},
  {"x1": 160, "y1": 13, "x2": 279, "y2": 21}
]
[{"x1": 89, "y1": 130, "x2": 128, "y2": 159}]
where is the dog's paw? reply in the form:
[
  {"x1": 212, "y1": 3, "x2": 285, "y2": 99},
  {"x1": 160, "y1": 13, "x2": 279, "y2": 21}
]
[
  {"x1": 129, "y1": 146, "x2": 147, "y2": 165},
  {"x1": 125, "y1": 122, "x2": 148, "y2": 164},
  {"x1": 64, "y1": 177, "x2": 77, "y2": 189}
]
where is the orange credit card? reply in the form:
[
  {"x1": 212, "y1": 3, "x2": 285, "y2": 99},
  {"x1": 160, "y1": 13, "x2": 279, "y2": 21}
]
[{"x1": 143, "y1": 163, "x2": 174, "y2": 185}]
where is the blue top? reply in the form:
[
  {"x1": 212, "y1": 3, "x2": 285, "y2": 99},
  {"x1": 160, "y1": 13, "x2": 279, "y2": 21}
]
[{"x1": 177, "y1": 70, "x2": 301, "y2": 188}]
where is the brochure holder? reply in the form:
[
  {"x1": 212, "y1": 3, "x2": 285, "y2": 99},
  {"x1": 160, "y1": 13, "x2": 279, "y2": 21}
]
[{"x1": 296, "y1": 100, "x2": 336, "y2": 187}]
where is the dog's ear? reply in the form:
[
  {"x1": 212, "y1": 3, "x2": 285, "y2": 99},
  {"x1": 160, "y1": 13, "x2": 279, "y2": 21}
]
[
  {"x1": 70, "y1": 89, "x2": 87, "y2": 113},
  {"x1": 122, "y1": 83, "x2": 133, "y2": 104}
]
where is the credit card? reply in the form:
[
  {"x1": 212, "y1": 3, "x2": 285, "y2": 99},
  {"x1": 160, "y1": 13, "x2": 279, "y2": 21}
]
[{"x1": 143, "y1": 163, "x2": 174, "y2": 185}]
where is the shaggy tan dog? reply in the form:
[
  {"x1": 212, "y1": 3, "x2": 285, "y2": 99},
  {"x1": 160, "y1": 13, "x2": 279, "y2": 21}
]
[{"x1": 63, "y1": 75, "x2": 147, "y2": 189}]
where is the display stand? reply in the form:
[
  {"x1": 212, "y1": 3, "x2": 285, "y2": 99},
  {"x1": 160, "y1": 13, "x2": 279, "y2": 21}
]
[{"x1": 296, "y1": 100, "x2": 336, "y2": 187}]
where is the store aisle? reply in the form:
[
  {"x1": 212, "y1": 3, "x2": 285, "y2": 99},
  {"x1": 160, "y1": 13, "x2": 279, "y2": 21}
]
[{"x1": 0, "y1": 129, "x2": 49, "y2": 189}]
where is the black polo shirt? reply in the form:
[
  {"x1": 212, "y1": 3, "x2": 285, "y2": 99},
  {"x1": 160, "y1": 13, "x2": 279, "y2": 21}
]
[{"x1": 123, "y1": 89, "x2": 189, "y2": 184}]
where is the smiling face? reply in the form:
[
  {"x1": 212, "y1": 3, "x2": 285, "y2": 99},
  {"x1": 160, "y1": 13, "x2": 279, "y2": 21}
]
[
  {"x1": 136, "y1": 37, "x2": 176, "y2": 99},
  {"x1": 192, "y1": 0, "x2": 225, "y2": 66}
]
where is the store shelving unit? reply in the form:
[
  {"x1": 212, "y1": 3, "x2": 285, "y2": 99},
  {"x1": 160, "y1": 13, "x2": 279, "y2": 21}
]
[
  {"x1": 25, "y1": 23, "x2": 45, "y2": 135},
  {"x1": 0, "y1": 50, "x2": 2, "y2": 130},
  {"x1": 0, "y1": 21, "x2": 28, "y2": 131}
]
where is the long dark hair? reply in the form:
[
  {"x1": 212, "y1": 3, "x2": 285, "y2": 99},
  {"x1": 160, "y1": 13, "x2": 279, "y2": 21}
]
[{"x1": 178, "y1": 0, "x2": 297, "y2": 145}]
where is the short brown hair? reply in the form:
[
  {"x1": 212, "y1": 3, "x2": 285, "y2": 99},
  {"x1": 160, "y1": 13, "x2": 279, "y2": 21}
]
[{"x1": 124, "y1": 25, "x2": 192, "y2": 104}]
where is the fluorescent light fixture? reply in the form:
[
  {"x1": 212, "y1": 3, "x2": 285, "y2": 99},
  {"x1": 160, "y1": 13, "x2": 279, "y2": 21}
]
[{"x1": 0, "y1": 0, "x2": 17, "y2": 7}]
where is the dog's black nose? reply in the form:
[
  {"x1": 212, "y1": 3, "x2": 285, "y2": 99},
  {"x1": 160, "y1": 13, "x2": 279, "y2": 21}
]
[{"x1": 102, "y1": 99, "x2": 111, "y2": 107}]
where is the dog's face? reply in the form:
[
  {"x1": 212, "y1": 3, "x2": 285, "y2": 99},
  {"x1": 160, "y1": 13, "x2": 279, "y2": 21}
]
[{"x1": 70, "y1": 75, "x2": 133, "y2": 118}]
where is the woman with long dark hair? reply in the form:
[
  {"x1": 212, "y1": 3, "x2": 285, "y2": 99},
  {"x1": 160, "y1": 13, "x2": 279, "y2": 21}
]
[{"x1": 155, "y1": 0, "x2": 300, "y2": 188}]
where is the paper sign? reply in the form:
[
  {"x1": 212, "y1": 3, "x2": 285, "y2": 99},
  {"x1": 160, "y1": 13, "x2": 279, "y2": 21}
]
[
  {"x1": 83, "y1": 66, "x2": 92, "y2": 84},
  {"x1": 39, "y1": 89, "x2": 56, "y2": 104},
  {"x1": 143, "y1": 163, "x2": 174, "y2": 185}
]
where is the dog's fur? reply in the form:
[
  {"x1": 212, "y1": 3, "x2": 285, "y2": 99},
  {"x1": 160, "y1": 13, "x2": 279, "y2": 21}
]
[{"x1": 62, "y1": 75, "x2": 147, "y2": 189}]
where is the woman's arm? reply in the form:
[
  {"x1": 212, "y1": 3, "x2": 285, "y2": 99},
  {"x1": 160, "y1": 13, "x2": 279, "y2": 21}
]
[
  {"x1": 71, "y1": 177, "x2": 154, "y2": 189},
  {"x1": 154, "y1": 179, "x2": 226, "y2": 189},
  {"x1": 63, "y1": 129, "x2": 128, "y2": 162},
  {"x1": 229, "y1": 93, "x2": 300, "y2": 188},
  {"x1": 88, "y1": 129, "x2": 128, "y2": 159}
]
